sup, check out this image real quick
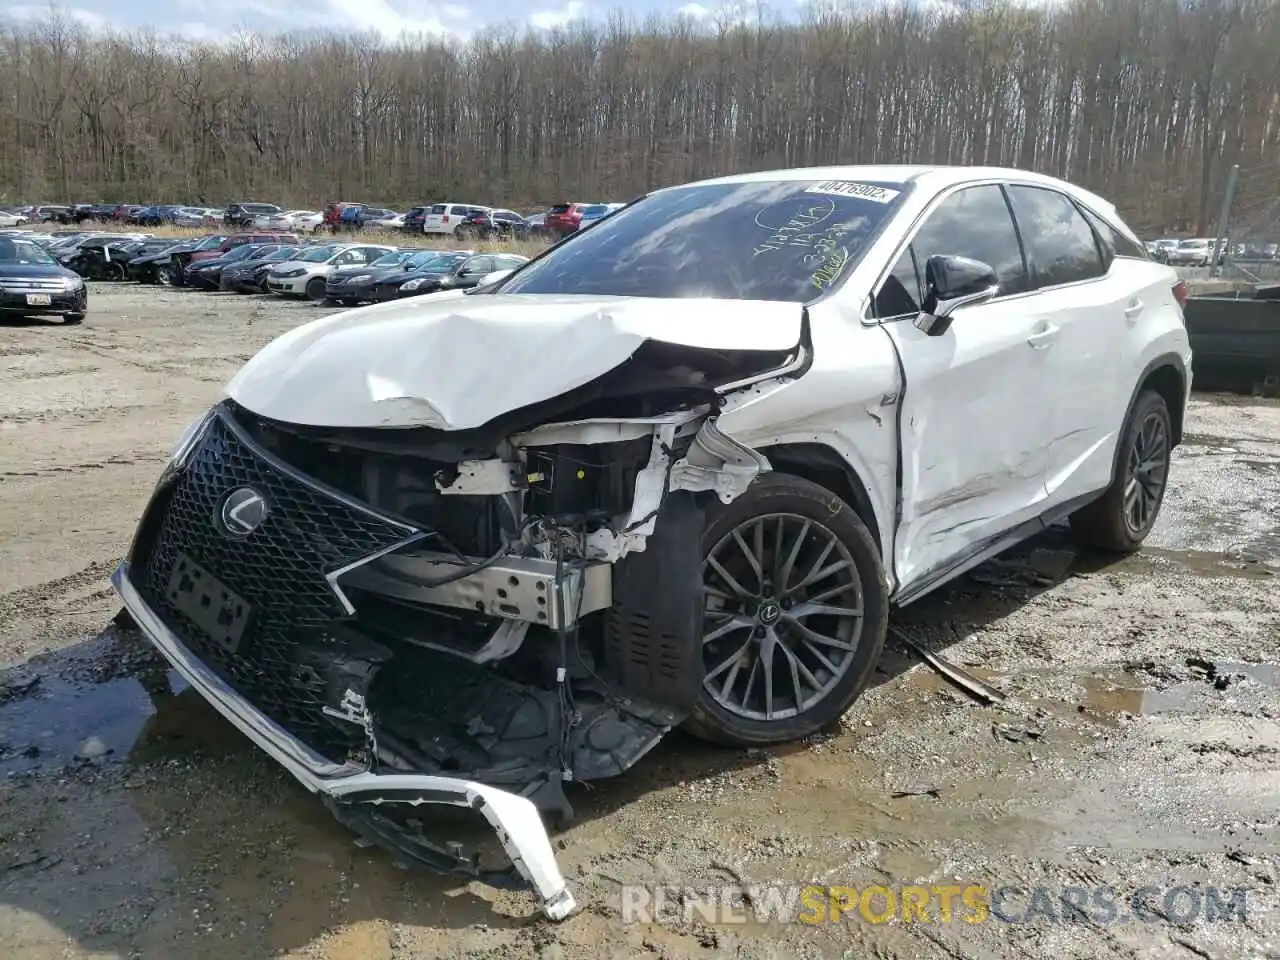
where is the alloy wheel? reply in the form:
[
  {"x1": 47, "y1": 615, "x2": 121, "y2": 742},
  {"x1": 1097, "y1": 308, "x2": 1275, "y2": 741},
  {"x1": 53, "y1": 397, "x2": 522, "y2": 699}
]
[
  {"x1": 1123, "y1": 411, "x2": 1169, "y2": 536},
  {"x1": 702, "y1": 513, "x2": 865, "y2": 722}
]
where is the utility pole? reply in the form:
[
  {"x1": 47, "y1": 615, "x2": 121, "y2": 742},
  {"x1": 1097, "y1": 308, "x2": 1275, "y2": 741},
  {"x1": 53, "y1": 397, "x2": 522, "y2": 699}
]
[{"x1": 1210, "y1": 163, "x2": 1240, "y2": 279}]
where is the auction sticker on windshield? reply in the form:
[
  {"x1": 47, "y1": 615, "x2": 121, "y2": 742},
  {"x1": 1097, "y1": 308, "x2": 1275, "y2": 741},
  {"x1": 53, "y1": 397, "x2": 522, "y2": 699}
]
[{"x1": 806, "y1": 181, "x2": 901, "y2": 204}]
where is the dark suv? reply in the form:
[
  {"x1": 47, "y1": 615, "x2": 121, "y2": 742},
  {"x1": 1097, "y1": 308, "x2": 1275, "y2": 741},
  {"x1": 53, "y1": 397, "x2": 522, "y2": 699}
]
[
  {"x1": 401, "y1": 206, "x2": 429, "y2": 233},
  {"x1": 223, "y1": 202, "x2": 281, "y2": 228}
]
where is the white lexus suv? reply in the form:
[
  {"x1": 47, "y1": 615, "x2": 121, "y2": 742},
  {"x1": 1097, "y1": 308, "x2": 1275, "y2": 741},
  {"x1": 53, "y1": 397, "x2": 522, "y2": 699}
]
[{"x1": 112, "y1": 165, "x2": 1191, "y2": 919}]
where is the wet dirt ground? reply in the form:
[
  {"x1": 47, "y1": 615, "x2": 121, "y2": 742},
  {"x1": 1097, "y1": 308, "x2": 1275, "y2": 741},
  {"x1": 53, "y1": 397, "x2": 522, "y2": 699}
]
[{"x1": 1, "y1": 285, "x2": 1278, "y2": 960}]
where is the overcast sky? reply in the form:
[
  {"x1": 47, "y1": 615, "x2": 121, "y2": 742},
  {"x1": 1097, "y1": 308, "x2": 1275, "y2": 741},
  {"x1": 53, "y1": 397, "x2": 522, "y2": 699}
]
[{"x1": 0, "y1": 0, "x2": 881, "y2": 43}]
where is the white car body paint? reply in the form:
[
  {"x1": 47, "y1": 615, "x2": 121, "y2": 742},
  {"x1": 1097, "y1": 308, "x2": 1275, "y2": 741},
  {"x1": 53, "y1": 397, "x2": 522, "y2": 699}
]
[
  {"x1": 229, "y1": 163, "x2": 1191, "y2": 598},
  {"x1": 224, "y1": 294, "x2": 806, "y2": 430},
  {"x1": 123, "y1": 166, "x2": 1192, "y2": 919},
  {"x1": 264, "y1": 244, "x2": 397, "y2": 296}
]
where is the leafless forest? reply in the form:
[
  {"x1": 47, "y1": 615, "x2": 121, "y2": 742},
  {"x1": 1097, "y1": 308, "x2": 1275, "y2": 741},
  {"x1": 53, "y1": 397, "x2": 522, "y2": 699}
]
[{"x1": 1, "y1": 0, "x2": 1278, "y2": 234}]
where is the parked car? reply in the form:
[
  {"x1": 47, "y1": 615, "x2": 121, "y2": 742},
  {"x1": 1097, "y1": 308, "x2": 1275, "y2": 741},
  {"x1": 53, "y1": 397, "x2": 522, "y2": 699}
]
[
  {"x1": 1147, "y1": 238, "x2": 1178, "y2": 263},
  {"x1": 224, "y1": 202, "x2": 282, "y2": 228},
  {"x1": 367, "y1": 250, "x2": 471, "y2": 301},
  {"x1": 544, "y1": 201, "x2": 591, "y2": 237},
  {"x1": 265, "y1": 243, "x2": 398, "y2": 301},
  {"x1": 523, "y1": 212, "x2": 548, "y2": 237},
  {"x1": 322, "y1": 202, "x2": 364, "y2": 233},
  {"x1": 0, "y1": 234, "x2": 87, "y2": 324},
  {"x1": 184, "y1": 244, "x2": 288, "y2": 290},
  {"x1": 1166, "y1": 237, "x2": 1224, "y2": 267},
  {"x1": 323, "y1": 248, "x2": 441, "y2": 305},
  {"x1": 127, "y1": 239, "x2": 194, "y2": 284},
  {"x1": 422, "y1": 203, "x2": 491, "y2": 236},
  {"x1": 188, "y1": 233, "x2": 298, "y2": 268},
  {"x1": 51, "y1": 232, "x2": 148, "y2": 266},
  {"x1": 0, "y1": 211, "x2": 29, "y2": 227},
  {"x1": 576, "y1": 202, "x2": 626, "y2": 230},
  {"x1": 368, "y1": 211, "x2": 405, "y2": 230},
  {"x1": 456, "y1": 209, "x2": 529, "y2": 240},
  {"x1": 109, "y1": 165, "x2": 1191, "y2": 923},
  {"x1": 64, "y1": 236, "x2": 145, "y2": 280},
  {"x1": 257, "y1": 210, "x2": 315, "y2": 231},
  {"x1": 391, "y1": 252, "x2": 529, "y2": 299},
  {"x1": 401, "y1": 206, "x2": 430, "y2": 233},
  {"x1": 29, "y1": 205, "x2": 71, "y2": 223},
  {"x1": 219, "y1": 245, "x2": 303, "y2": 293},
  {"x1": 159, "y1": 235, "x2": 230, "y2": 286}
]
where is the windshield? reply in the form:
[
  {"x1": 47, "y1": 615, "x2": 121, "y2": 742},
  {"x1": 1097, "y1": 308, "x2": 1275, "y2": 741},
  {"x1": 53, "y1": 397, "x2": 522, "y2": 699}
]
[
  {"x1": 244, "y1": 204, "x2": 279, "y2": 214},
  {"x1": 502, "y1": 179, "x2": 907, "y2": 302},
  {"x1": 298, "y1": 245, "x2": 339, "y2": 263},
  {"x1": 580, "y1": 204, "x2": 609, "y2": 217},
  {"x1": 371, "y1": 251, "x2": 407, "y2": 267},
  {"x1": 262, "y1": 246, "x2": 298, "y2": 260},
  {"x1": 1179, "y1": 240, "x2": 1208, "y2": 249},
  {"x1": 416, "y1": 253, "x2": 467, "y2": 273},
  {"x1": 195, "y1": 235, "x2": 227, "y2": 250},
  {"x1": 0, "y1": 237, "x2": 55, "y2": 265},
  {"x1": 403, "y1": 250, "x2": 442, "y2": 268}
]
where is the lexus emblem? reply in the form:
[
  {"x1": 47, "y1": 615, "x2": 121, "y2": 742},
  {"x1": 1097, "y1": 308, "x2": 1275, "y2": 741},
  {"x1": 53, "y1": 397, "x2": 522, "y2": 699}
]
[{"x1": 220, "y1": 487, "x2": 268, "y2": 536}]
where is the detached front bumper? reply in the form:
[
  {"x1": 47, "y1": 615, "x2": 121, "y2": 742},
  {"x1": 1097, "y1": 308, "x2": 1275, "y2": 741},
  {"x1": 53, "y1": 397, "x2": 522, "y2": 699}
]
[{"x1": 111, "y1": 561, "x2": 576, "y2": 921}]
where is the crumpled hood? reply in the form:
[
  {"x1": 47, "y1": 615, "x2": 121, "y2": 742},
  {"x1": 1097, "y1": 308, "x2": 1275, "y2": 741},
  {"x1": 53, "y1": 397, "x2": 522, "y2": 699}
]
[{"x1": 224, "y1": 293, "x2": 803, "y2": 430}]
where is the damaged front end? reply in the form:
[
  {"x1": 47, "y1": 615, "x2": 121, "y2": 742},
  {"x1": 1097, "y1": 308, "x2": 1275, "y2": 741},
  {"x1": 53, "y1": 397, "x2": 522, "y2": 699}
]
[{"x1": 112, "y1": 332, "x2": 804, "y2": 919}]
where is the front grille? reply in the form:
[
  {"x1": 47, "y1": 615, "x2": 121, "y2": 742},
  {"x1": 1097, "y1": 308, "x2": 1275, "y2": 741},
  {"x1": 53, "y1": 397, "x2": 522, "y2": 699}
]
[
  {"x1": 0, "y1": 279, "x2": 67, "y2": 291},
  {"x1": 133, "y1": 410, "x2": 417, "y2": 762}
]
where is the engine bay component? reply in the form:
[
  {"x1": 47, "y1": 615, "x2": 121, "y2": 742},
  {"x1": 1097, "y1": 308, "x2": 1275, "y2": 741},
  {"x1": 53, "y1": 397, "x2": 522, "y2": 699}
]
[{"x1": 344, "y1": 551, "x2": 613, "y2": 628}]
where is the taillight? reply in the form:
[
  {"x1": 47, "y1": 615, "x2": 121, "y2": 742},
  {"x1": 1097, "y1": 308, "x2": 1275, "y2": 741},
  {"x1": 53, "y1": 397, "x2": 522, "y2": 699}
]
[
  {"x1": 1172, "y1": 279, "x2": 1188, "y2": 309},
  {"x1": 442, "y1": 214, "x2": 449, "y2": 223}
]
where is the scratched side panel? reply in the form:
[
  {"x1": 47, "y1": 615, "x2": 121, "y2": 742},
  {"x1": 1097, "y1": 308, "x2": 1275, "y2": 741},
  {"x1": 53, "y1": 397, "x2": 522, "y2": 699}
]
[{"x1": 716, "y1": 299, "x2": 902, "y2": 593}]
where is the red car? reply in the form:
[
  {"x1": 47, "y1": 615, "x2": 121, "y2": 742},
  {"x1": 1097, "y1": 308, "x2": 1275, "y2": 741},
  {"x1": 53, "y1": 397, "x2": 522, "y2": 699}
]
[
  {"x1": 188, "y1": 232, "x2": 299, "y2": 264},
  {"x1": 544, "y1": 202, "x2": 591, "y2": 237}
]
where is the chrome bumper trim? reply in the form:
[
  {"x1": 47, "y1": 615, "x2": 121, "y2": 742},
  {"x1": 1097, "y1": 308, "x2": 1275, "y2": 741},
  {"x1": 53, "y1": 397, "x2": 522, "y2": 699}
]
[{"x1": 110, "y1": 561, "x2": 576, "y2": 920}]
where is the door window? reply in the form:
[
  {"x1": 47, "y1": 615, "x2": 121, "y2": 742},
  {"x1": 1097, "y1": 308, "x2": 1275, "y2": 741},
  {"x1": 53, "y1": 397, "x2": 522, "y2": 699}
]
[
  {"x1": 912, "y1": 185, "x2": 1028, "y2": 296},
  {"x1": 872, "y1": 184, "x2": 1027, "y2": 319},
  {"x1": 1007, "y1": 185, "x2": 1106, "y2": 287}
]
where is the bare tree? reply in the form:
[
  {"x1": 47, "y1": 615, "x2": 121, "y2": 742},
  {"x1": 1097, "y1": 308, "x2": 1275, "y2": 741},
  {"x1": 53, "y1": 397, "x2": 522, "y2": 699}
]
[{"x1": 0, "y1": 0, "x2": 1277, "y2": 233}]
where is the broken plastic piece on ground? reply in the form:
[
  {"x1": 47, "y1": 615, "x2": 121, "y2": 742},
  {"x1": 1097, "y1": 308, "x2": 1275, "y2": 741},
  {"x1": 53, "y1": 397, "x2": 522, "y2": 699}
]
[
  {"x1": 890, "y1": 626, "x2": 1006, "y2": 705},
  {"x1": 111, "y1": 561, "x2": 578, "y2": 921}
]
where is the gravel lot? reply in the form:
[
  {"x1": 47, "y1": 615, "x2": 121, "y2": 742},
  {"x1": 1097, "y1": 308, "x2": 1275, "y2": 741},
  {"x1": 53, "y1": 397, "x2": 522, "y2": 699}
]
[{"x1": 1, "y1": 285, "x2": 1278, "y2": 960}]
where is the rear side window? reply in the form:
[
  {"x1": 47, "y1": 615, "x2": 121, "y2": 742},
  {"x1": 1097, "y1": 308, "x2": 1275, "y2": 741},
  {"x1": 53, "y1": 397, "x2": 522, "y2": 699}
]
[
  {"x1": 1079, "y1": 205, "x2": 1148, "y2": 261},
  {"x1": 1007, "y1": 185, "x2": 1105, "y2": 287}
]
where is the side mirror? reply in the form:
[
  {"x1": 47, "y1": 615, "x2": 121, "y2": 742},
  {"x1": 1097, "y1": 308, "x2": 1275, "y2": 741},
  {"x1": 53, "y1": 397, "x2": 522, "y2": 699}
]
[{"x1": 914, "y1": 255, "x2": 999, "y2": 336}]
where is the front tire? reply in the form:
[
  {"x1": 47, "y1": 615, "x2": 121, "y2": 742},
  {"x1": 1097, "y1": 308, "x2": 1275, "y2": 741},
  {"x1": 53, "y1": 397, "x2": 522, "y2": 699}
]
[
  {"x1": 1069, "y1": 389, "x2": 1172, "y2": 552},
  {"x1": 684, "y1": 473, "x2": 888, "y2": 746},
  {"x1": 63, "y1": 312, "x2": 84, "y2": 325},
  {"x1": 305, "y1": 277, "x2": 327, "y2": 302}
]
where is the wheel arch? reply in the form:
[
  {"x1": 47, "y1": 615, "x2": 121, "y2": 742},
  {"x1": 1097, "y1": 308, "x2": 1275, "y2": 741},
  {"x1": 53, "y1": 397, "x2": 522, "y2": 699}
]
[
  {"x1": 1110, "y1": 353, "x2": 1187, "y2": 482},
  {"x1": 756, "y1": 442, "x2": 883, "y2": 556}
]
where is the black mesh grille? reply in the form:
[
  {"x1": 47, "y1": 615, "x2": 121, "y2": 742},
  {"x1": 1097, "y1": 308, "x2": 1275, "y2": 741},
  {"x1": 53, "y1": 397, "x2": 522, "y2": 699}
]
[{"x1": 133, "y1": 410, "x2": 417, "y2": 762}]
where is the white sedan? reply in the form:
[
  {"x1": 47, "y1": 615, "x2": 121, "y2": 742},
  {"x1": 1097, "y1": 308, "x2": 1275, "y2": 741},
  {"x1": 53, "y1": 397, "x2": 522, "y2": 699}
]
[
  {"x1": 113, "y1": 164, "x2": 1190, "y2": 922},
  {"x1": 264, "y1": 242, "x2": 397, "y2": 301},
  {"x1": 0, "y1": 211, "x2": 29, "y2": 227}
]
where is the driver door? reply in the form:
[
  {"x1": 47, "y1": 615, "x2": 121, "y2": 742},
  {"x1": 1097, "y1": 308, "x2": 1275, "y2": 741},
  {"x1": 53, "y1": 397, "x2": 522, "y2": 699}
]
[{"x1": 874, "y1": 183, "x2": 1056, "y2": 595}]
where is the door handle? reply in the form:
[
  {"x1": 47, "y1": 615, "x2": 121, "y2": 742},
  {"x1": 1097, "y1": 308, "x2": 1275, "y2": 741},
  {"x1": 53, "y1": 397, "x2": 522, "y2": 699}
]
[
  {"x1": 1124, "y1": 299, "x2": 1145, "y2": 321},
  {"x1": 1026, "y1": 324, "x2": 1060, "y2": 349}
]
